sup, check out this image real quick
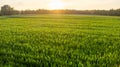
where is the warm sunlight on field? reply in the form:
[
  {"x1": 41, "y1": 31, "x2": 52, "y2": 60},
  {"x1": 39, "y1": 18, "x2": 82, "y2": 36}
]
[
  {"x1": 49, "y1": 0, "x2": 65, "y2": 9},
  {"x1": 0, "y1": 0, "x2": 120, "y2": 66},
  {"x1": 1, "y1": 14, "x2": 120, "y2": 67}
]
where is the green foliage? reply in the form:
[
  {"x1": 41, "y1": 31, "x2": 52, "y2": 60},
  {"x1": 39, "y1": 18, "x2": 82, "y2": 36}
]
[{"x1": 0, "y1": 14, "x2": 120, "y2": 67}]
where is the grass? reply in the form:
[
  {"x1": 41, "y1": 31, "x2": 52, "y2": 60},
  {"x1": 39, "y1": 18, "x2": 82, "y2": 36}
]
[{"x1": 0, "y1": 14, "x2": 120, "y2": 67}]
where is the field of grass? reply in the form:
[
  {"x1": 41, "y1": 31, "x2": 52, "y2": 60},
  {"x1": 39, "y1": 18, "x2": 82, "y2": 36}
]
[{"x1": 0, "y1": 14, "x2": 120, "y2": 67}]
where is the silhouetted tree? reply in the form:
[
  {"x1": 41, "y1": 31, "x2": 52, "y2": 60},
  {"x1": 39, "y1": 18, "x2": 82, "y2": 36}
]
[
  {"x1": 0, "y1": 5, "x2": 120, "y2": 16},
  {"x1": 1, "y1": 5, "x2": 14, "y2": 15}
]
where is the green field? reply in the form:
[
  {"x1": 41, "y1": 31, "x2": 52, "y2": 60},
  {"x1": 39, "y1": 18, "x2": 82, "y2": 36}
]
[{"x1": 0, "y1": 14, "x2": 120, "y2": 67}]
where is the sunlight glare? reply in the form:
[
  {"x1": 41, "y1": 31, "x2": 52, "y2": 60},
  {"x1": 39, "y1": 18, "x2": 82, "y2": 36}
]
[{"x1": 49, "y1": 0, "x2": 65, "y2": 9}]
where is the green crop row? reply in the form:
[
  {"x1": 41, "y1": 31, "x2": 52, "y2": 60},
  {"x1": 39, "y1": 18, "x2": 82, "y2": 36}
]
[{"x1": 0, "y1": 14, "x2": 120, "y2": 67}]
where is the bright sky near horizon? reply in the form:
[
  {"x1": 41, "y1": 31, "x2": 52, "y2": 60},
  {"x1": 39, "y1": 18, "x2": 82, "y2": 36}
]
[{"x1": 0, "y1": 0, "x2": 120, "y2": 10}]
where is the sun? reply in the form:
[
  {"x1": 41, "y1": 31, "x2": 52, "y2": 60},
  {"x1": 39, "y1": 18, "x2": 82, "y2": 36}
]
[{"x1": 49, "y1": 0, "x2": 65, "y2": 9}]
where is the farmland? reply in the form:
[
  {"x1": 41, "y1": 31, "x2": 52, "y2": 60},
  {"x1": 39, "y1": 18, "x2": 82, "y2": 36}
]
[{"x1": 0, "y1": 14, "x2": 120, "y2": 67}]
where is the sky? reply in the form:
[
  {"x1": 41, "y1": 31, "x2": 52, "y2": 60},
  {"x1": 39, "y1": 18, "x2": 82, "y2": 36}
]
[{"x1": 0, "y1": 0, "x2": 120, "y2": 10}]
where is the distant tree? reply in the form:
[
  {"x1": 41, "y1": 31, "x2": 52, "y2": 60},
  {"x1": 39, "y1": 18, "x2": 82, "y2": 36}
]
[
  {"x1": 0, "y1": 5, "x2": 120, "y2": 16},
  {"x1": 0, "y1": 11, "x2": 1, "y2": 16},
  {"x1": 1, "y1": 5, "x2": 14, "y2": 15},
  {"x1": 115, "y1": 9, "x2": 120, "y2": 16}
]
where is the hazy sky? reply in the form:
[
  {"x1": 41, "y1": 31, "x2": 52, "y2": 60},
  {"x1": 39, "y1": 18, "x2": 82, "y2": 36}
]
[{"x1": 0, "y1": 0, "x2": 120, "y2": 10}]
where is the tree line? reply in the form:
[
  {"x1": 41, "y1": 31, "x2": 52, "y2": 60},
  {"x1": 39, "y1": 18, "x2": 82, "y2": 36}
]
[{"x1": 0, "y1": 5, "x2": 120, "y2": 16}]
